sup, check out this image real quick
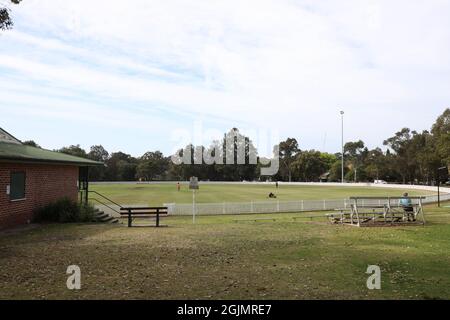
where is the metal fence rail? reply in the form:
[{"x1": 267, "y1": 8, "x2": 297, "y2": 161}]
[{"x1": 165, "y1": 193, "x2": 450, "y2": 216}]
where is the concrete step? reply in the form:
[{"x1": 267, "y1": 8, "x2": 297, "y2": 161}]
[
  {"x1": 96, "y1": 212, "x2": 109, "y2": 220},
  {"x1": 93, "y1": 211, "x2": 119, "y2": 224},
  {"x1": 101, "y1": 216, "x2": 116, "y2": 223}
]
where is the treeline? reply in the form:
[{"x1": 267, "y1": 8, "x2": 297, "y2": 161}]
[
  {"x1": 279, "y1": 108, "x2": 449, "y2": 184},
  {"x1": 25, "y1": 109, "x2": 449, "y2": 184}
]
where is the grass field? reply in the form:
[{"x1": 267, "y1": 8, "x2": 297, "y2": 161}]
[
  {"x1": 0, "y1": 203, "x2": 449, "y2": 299},
  {"x1": 90, "y1": 183, "x2": 435, "y2": 206}
]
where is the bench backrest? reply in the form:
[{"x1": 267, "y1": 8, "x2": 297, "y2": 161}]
[{"x1": 120, "y1": 207, "x2": 168, "y2": 215}]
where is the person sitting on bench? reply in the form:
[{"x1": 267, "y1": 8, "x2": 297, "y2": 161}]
[{"x1": 400, "y1": 192, "x2": 415, "y2": 221}]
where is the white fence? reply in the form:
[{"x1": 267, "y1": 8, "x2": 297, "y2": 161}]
[{"x1": 165, "y1": 193, "x2": 450, "y2": 216}]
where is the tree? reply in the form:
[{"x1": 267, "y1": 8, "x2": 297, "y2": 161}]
[
  {"x1": 319, "y1": 152, "x2": 338, "y2": 169},
  {"x1": 0, "y1": 0, "x2": 21, "y2": 31},
  {"x1": 291, "y1": 150, "x2": 330, "y2": 182},
  {"x1": 88, "y1": 145, "x2": 109, "y2": 162},
  {"x1": 411, "y1": 131, "x2": 440, "y2": 184},
  {"x1": 432, "y1": 108, "x2": 450, "y2": 164},
  {"x1": 116, "y1": 160, "x2": 137, "y2": 181},
  {"x1": 88, "y1": 145, "x2": 109, "y2": 181},
  {"x1": 57, "y1": 145, "x2": 88, "y2": 159},
  {"x1": 278, "y1": 138, "x2": 300, "y2": 182},
  {"x1": 383, "y1": 128, "x2": 416, "y2": 184},
  {"x1": 219, "y1": 128, "x2": 258, "y2": 181},
  {"x1": 169, "y1": 128, "x2": 259, "y2": 181},
  {"x1": 136, "y1": 151, "x2": 168, "y2": 181},
  {"x1": 105, "y1": 152, "x2": 137, "y2": 181},
  {"x1": 167, "y1": 160, "x2": 184, "y2": 180},
  {"x1": 364, "y1": 148, "x2": 389, "y2": 181},
  {"x1": 328, "y1": 159, "x2": 349, "y2": 182},
  {"x1": 38, "y1": 108, "x2": 448, "y2": 184},
  {"x1": 344, "y1": 140, "x2": 366, "y2": 182},
  {"x1": 171, "y1": 144, "x2": 207, "y2": 180},
  {"x1": 23, "y1": 140, "x2": 40, "y2": 148}
]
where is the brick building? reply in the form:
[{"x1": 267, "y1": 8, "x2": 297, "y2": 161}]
[{"x1": 0, "y1": 128, "x2": 102, "y2": 229}]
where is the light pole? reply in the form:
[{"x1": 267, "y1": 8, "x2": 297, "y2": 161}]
[{"x1": 340, "y1": 110, "x2": 345, "y2": 183}]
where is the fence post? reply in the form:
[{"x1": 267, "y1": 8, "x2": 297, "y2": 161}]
[
  {"x1": 156, "y1": 209, "x2": 160, "y2": 227},
  {"x1": 323, "y1": 200, "x2": 326, "y2": 210},
  {"x1": 223, "y1": 202, "x2": 226, "y2": 214},
  {"x1": 127, "y1": 209, "x2": 132, "y2": 227},
  {"x1": 251, "y1": 201, "x2": 254, "y2": 213},
  {"x1": 301, "y1": 200, "x2": 304, "y2": 211},
  {"x1": 277, "y1": 201, "x2": 280, "y2": 212}
]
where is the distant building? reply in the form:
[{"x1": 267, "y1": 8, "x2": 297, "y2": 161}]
[
  {"x1": 319, "y1": 171, "x2": 330, "y2": 182},
  {"x1": 0, "y1": 128, "x2": 102, "y2": 229}
]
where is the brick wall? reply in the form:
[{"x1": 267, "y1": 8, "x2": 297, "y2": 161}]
[{"x1": 0, "y1": 163, "x2": 79, "y2": 229}]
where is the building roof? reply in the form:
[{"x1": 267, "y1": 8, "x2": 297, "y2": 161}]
[
  {"x1": 0, "y1": 129, "x2": 103, "y2": 166},
  {"x1": 0, "y1": 141, "x2": 103, "y2": 166}
]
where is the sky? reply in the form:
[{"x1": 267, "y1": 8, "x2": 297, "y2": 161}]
[{"x1": 0, "y1": 0, "x2": 449, "y2": 157}]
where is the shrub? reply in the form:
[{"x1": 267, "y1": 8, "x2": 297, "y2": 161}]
[
  {"x1": 33, "y1": 198, "x2": 96, "y2": 223},
  {"x1": 79, "y1": 203, "x2": 97, "y2": 222}
]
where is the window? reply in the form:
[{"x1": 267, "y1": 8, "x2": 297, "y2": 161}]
[{"x1": 10, "y1": 172, "x2": 26, "y2": 201}]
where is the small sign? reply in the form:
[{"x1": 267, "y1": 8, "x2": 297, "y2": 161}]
[
  {"x1": 6, "y1": 185, "x2": 10, "y2": 195},
  {"x1": 189, "y1": 177, "x2": 199, "y2": 190}
]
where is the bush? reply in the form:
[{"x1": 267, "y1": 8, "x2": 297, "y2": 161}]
[
  {"x1": 79, "y1": 203, "x2": 97, "y2": 222},
  {"x1": 33, "y1": 198, "x2": 96, "y2": 223}
]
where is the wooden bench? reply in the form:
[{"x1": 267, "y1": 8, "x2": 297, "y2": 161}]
[
  {"x1": 120, "y1": 206, "x2": 168, "y2": 227},
  {"x1": 330, "y1": 206, "x2": 389, "y2": 224},
  {"x1": 326, "y1": 210, "x2": 348, "y2": 224}
]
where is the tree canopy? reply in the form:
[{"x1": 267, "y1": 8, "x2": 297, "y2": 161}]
[
  {"x1": 47, "y1": 109, "x2": 449, "y2": 184},
  {"x1": 0, "y1": 0, "x2": 21, "y2": 31}
]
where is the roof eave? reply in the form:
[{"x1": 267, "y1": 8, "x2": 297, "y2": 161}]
[{"x1": 0, "y1": 157, "x2": 104, "y2": 167}]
